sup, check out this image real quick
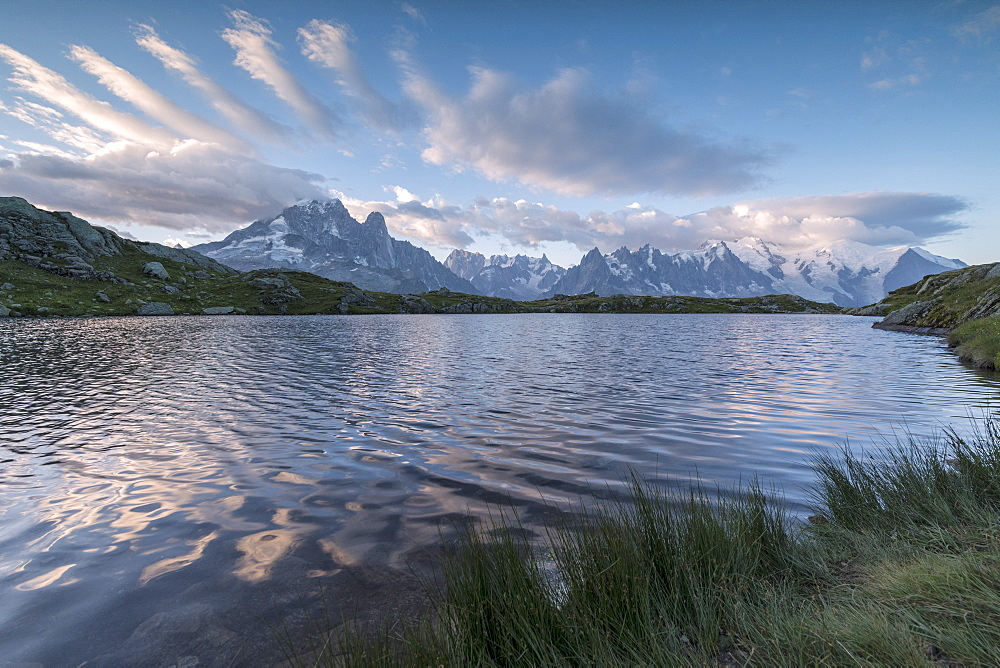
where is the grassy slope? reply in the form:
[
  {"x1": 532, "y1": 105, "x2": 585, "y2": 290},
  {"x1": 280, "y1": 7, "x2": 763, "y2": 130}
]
[
  {"x1": 327, "y1": 424, "x2": 1000, "y2": 667},
  {"x1": 854, "y1": 262, "x2": 1000, "y2": 369},
  {"x1": 0, "y1": 252, "x2": 842, "y2": 318}
]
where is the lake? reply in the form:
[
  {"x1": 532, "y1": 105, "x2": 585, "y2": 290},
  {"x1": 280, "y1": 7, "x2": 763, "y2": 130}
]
[{"x1": 1, "y1": 313, "x2": 998, "y2": 665}]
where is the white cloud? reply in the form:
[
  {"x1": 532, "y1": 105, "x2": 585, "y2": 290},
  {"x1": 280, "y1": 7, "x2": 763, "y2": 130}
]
[
  {"x1": 135, "y1": 25, "x2": 292, "y2": 144},
  {"x1": 221, "y1": 10, "x2": 340, "y2": 141},
  {"x1": 298, "y1": 19, "x2": 407, "y2": 133},
  {"x1": 334, "y1": 189, "x2": 967, "y2": 257},
  {"x1": 400, "y1": 64, "x2": 772, "y2": 197},
  {"x1": 68, "y1": 45, "x2": 251, "y2": 153}
]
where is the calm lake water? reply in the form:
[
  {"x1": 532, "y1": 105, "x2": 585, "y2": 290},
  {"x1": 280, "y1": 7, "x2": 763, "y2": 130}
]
[{"x1": 2, "y1": 313, "x2": 999, "y2": 665}]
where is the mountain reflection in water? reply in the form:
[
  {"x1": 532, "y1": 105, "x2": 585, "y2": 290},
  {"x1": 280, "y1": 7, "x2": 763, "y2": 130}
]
[{"x1": 1, "y1": 314, "x2": 998, "y2": 665}]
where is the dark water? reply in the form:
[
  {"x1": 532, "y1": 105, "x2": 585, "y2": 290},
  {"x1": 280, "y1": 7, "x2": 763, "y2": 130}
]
[{"x1": 1, "y1": 314, "x2": 998, "y2": 665}]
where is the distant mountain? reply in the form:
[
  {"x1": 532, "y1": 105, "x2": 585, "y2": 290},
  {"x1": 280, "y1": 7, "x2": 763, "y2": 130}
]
[
  {"x1": 543, "y1": 238, "x2": 964, "y2": 307},
  {"x1": 193, "y1": 199, "x2": 477, "y2": 294},
  {"x1": 445, "y1": 250, "x2": 566, "y2": 300}
]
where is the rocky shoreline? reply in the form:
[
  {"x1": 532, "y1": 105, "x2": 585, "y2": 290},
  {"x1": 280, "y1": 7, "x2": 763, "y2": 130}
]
[{"x1": 849, "y1": 262, "x2": 1000, "y2": 369}]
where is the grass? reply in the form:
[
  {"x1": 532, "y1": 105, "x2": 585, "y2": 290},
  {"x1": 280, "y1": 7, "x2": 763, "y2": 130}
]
[
  {"x1": 309, "y1": 422, "x2": 1000, "y2": 666},
  {"x1": 949, "y1": 315, "x2": 1000, "y2": 370}
]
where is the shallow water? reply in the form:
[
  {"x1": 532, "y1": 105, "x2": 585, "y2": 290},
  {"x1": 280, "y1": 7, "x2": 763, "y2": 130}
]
[{"x1": 1, "y1": 314, "x2": 998, "y2": 665}]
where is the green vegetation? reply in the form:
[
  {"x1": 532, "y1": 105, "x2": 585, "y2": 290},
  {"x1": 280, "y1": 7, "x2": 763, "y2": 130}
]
[
  {"x1": 312, "y1": 424, "x2": 1000, "y2": 666},
  {"x1": 950, "y1": 315, "x2": 1000, "y2": 370},
  {"x1": 0, "y1": 254, "x2": 841, "y2": 318},
  {"x1": 863, "y1": 263, "x2": 1000, "y2": 331}
]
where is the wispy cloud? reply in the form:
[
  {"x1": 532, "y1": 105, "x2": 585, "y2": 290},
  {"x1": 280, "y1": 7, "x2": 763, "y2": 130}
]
[
  {"x1": 298, "y1": 19, "x2": 407, "y2": 133},
  {"x1": 68, "y1": 45, "x2": 251, "y2": 152},
  {"x1": 135, "y1": 24, "x2": 292, "y2": 144},
  {"x1": 221, "y1": 10, "x2": 340, "y2": 141},
  {"x1": 868, "y1": 73, "x2": 923, "y2": 90},
  {"x1": 0, "y1": 44, "x2": 174, "y2": 145},
  {"x1": 953, "y1": 6, "x2": 1000, "y2": 42},
  {"x1": 0, "y1": 38, "x2": 327, "y2": 232},
  {"x1": 401, "y1": 3, "x2": 426, "y2": 24},
  {"x1": 399, "y1": 64, "x2": 773, "y2": 197}
]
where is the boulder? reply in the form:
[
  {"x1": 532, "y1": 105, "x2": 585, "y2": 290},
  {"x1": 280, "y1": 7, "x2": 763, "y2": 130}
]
[
  {"x1": 0, "y1": 283, "x2": 13, "y2": 291},
  {"x1": 143, "y1": 262, "x2": 170, "y2": 280},
  {"x1": 0, "y1": 304, "x2": 10, "y2": 317},
  {"x1": 96, "y1": 291, "x2": 111, "y2": 303},
  {"x1": 399, "y1": 294, "x2": 435, "y2": 314},
  {"x1": 202, "y1": 306, "x2": 235, "y2": 315},
  {"x1": 137, "y1": 302, "x2": 174, "y2": 316},
  {"x1": 248, "y1": 276, "x2": 289, "y2": 290},
  {"x1": 879, "y1": 301, "x2": 931, "y2": 326}
]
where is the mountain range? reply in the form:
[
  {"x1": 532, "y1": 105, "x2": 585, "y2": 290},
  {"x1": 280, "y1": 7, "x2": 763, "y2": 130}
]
[
  {"x1": 544, "y1": 237, "x2": 965, "y2": 307},
  {"x1": 193, "y1": 199, "x2": 964, "y2": 306}
]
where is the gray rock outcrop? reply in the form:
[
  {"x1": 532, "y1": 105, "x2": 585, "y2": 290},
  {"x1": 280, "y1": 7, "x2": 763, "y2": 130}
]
[
  {"x1": 879, "y1": 301, "x2": 932, "y2": 326},
  {"x1": 0, "y1": 196, "x2": 235, "y2": 281},
  {"x1": 137, "y1": 302, "x2": 174, "y2": 316}
]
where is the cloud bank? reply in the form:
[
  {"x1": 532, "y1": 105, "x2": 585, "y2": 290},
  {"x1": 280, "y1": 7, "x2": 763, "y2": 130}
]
[
  {"x1": 401, "y1": 65, "x2": 773, "y2": 197},
  {"x1": 339, "y1": 189, "x2": 967, "y2": 256}
]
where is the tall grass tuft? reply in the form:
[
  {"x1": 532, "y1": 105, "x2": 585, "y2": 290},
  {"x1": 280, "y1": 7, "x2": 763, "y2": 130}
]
[{"x1": 321, "y1": 420, "x2": 1000, "y2": 666}]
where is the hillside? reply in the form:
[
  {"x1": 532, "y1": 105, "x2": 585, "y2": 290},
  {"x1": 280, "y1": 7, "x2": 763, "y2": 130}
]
[{"x1": 852, "y1": 262, "x2": 1000, "y2": 369}]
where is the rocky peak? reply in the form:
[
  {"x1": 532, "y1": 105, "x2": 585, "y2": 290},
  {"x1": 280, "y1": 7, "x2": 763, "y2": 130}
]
[
  {"x1": 581, "y1": 247, "x2": 605, "y2": 265},
  {"x1": 362, "y1": 211, "x2": 389, "y2": 237}
]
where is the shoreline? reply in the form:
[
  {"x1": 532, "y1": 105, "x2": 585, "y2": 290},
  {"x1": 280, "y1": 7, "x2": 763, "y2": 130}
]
[{"x1": 326, "y1": 424, "x2": 1000, "y2": 666}]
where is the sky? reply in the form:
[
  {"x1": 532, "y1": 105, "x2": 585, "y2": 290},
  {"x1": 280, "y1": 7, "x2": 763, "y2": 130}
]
[{"x1": 0, "y1": 0, "x2": 997, "y2": 267}]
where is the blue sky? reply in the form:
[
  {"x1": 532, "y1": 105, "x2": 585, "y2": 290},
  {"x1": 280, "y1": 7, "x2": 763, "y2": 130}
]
[{"x1": 0, "y1": 0, "x2": 996, "y2": 267}]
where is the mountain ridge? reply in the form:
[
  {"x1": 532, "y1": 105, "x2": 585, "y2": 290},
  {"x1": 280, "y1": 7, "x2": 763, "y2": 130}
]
[
  {"x1": 192, "y1": 199, "x2": 478, "y2": 294},
  {"x1": 540, "y1": 237, "x2": 964, "y2": 307}
]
